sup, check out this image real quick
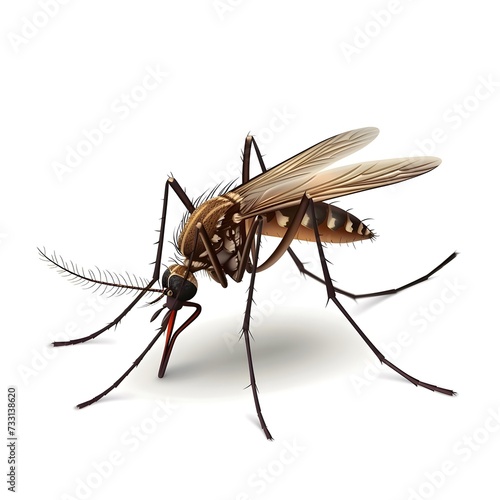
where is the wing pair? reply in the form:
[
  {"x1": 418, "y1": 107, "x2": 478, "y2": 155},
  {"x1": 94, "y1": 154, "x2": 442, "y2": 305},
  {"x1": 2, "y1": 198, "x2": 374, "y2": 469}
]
[{"x1": 233, "y1": 127, "x2": 440, "y2": 219}]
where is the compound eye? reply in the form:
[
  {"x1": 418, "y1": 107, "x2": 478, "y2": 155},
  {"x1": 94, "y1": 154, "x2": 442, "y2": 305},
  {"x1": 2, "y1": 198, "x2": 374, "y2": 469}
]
[
  {"x1": 162, "y1": 268, "x2": 197, "y2": 301},
  {"x1": 162, "y1": 268, "x2": 171, "y2": 289},
  {"x1": 170, "y1": 276, "x2": 197, "y2": 301}
]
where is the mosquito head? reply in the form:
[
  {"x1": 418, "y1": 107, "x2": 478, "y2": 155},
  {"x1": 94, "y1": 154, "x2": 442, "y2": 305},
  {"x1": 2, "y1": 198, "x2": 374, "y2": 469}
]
[{"x1": 162, "y1": 265, "x2": 198, "y2": 302}]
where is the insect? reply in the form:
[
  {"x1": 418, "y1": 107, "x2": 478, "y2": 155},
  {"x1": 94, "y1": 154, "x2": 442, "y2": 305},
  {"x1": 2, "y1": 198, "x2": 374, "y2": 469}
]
[{"x1": 40, "y1": 127, "x2": 457, "y2": 440}]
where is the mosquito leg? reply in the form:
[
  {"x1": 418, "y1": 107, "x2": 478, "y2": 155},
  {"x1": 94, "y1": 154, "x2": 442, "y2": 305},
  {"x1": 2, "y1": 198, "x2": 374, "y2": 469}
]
[
  {"x1": 233, "y1": 216, "x2": 262, "y2": 282},
  {"x1": 195, "y1": 223, "x2": 228, "y2": 288},
  {"x1": 52, "y1": 287, "x2": 157, "y2": 347},
  {"x1": 255, "y1": 194, "x2": 311, "y2": 273},
  {"x1": 53, "y1": 177, "x2": 194, "y2": 347},
  {"x1": 229, "y1": 133, "x2": 273, "y2": 432},
  {"x1": 306, "y1": 198, "x2": 455, "y2": 396},
  {"x1": 241, "y1": 134, "x2": 253, "y2": 184},
  {"x1": 287, "y1": 247, "x2": 458, "y2": 300},
  {"x1": 238, "y1": 135, "x2": 254, "y2": 262},
  {"x1": 239, "y1": 217, "x2": 274, "y2": 440},
  {"x1": 167, "y1": 176, "x2": 195, "y2": 213},
  {"x1": 77, "y1": 312, "x2": 171, "y2": 408},
  {"x1": 157, "y1": 302, "x2": 202, "y2": 378}
]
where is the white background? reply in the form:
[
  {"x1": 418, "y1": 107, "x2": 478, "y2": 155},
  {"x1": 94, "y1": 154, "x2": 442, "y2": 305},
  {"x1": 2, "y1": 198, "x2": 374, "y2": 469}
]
[{"x1": 2, "y1": 1, "x2": 499, "y2": 499}]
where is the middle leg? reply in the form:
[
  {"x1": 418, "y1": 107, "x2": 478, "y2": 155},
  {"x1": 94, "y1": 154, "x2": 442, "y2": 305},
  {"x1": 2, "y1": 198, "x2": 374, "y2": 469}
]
[{"x1": 240, "y1": 216, "x2": 274, "y2": 440}]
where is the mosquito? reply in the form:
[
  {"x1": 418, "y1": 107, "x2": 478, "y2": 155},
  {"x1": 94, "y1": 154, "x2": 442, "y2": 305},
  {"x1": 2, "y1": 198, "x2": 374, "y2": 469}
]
[{"x1": 39, "y1": 127, "x2": 457, "y2": 440}]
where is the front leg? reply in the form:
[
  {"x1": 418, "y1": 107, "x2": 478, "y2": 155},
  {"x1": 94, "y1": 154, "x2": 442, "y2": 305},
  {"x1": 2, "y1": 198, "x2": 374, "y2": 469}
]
[{"x1": 53, "y1": 176, "x2": 195, "y2": 346}]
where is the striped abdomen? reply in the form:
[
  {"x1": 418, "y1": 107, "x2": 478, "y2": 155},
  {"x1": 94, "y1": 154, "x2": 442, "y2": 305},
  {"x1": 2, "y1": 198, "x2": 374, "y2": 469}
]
[{"x1": 262, "y1": 202, "x2": 374, "y2": 244}]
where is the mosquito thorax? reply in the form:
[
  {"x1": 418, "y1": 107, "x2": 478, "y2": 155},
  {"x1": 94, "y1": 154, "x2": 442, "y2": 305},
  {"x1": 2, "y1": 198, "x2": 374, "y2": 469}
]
[{"x1": 162, "y1": 264, "x2": 198, "y2": 301}]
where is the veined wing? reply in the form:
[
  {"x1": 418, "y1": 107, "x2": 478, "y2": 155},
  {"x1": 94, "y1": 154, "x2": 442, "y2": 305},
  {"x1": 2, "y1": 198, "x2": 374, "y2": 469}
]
[
  {"x1": 233, "y1": 126, "x2": 378, "y2": 204},
  {"x1": 233, "y1": 155, "x2": 440, "y2": 219}
]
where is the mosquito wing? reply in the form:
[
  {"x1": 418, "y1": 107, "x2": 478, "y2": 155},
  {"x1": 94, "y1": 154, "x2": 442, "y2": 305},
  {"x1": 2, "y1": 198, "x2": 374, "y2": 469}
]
[
  {"x1": 232, "y1": 129, "x2": 440, "y2": 218},
  {"x1": 234, "y1": 126, "x2": 378, "y2": 202}
]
